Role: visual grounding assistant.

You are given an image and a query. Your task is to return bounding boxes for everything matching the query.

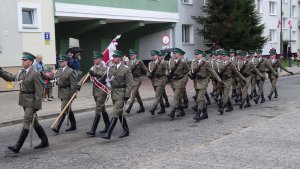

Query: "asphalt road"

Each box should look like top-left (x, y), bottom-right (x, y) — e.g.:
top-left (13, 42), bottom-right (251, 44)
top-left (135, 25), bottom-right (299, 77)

top-left (0, 75), bottom-right (299, 169)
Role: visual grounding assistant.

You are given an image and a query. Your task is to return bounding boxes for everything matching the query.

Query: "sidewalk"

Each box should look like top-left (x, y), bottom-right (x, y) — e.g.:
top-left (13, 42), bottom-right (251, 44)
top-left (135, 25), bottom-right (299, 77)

top-left (0, 66), bottom-right (299, 127)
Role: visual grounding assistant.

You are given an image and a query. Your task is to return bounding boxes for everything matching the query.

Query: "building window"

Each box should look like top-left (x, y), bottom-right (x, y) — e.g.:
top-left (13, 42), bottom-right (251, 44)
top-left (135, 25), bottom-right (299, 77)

top-left (292, 31), bottom-right (296, 41)
top-left (292, 5), bottom-right (296, 17)
top-left (182, 24), bottom-right (193, 43)
top-left (181, 0), bottom-right (193, 5)
top-left (269, 29), bottom-right (277, 43)
top-left (282, 18), bottom-right (287, 29)
top-left (257, 0), bottom-right (263, 13)
top-left (269, 1), bottom-right (277, 15)
top-left (17, 2), bottom-right (42, 32)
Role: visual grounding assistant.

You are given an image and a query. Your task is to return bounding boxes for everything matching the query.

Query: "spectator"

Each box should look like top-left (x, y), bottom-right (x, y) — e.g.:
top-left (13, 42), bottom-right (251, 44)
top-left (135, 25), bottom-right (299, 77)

top-left (67, 52), bottom-right (80, 80)
top-left (287, 47), bottom-right (292, 67)
top-left (33, 54), bottom-right (46, 74)
top-left (296, 49), bottom-right (300, 67)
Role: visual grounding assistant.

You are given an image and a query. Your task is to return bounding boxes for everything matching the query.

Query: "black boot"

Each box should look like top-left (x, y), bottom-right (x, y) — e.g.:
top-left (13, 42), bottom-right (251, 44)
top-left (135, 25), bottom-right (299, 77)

top-left (254, 95), bottom-right (260, 104)
top-left (193, 95), bottom-right (197, 101)
top-left (65, 111), bottom-right (76, 131)
top-left (164, 100), bottom-right (170, 108)
top-left (8, 128), bottom-right (29, 153)
top-left (193, 109), bottom-right (201, 121)
top-left (86, 114), bottom-right (100, 136)
top-left (205, 92), bottom-right (211, 105)
top-left (253, 89), bottom-right (258, 98)
top-left (231, 88), bottom-right (237, 98)
top-left (157, 103), bottom-right (166, 114)
top-left (192, 103), bottom-right (198, 112)
top-left (274, 88), bottom-right (278, 98)
top-left (239, 99), bottom-right (245, 109)
top-left (164, 95), bottom-right (170, 107)
top-left (199, 108), bottom-right (208, 120)
top-left (260, 93), bottom-right (265, 103)
top-left (100, 111), bottom-right (110, 133)
top-left (176, 107), bottom-right (185, 117)
top-left (168, 108), bottom-right (176, 119)
top-left (34, 125), bottom-right (49, 149)
top-left (235, 95), bottom-right (240, 104)
top-left (225, 100), bottom-right (233, 112)
top-left (101, 117), bottom-right (118, 140)
top-left (125, 102), bottom-right (134, 114)
top-left (267, 91), bottom-right (273, 100)
top-left (244, 95), bottom-right (251, 108)
top-left (149, 105), bottom-right (157, 115)
top-left (218, 101), bottom-right (224, 115)
top-left (136, 102), bottom-right (145, 113)
top-left (51, 113), bottom-right (66, 134)
top-left (119, 116), bottom-right (129, 138)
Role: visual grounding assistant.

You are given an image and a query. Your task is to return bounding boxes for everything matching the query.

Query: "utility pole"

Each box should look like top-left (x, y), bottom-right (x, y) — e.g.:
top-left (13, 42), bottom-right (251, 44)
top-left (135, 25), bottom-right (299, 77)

top-left (280, 0), bottom-right (283, 65)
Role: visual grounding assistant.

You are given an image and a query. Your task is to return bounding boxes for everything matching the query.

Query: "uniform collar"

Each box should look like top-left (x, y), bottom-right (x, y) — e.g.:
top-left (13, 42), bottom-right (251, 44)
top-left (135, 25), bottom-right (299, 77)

top-left (116, 62), bottom-right (122, 69)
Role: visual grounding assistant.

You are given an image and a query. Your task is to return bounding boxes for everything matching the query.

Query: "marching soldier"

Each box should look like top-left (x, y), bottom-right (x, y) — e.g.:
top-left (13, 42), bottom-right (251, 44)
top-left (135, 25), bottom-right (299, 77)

top-left (102, 50), bottom-right (133, 140)
top-left (229, 49), bottom-right (238, 98)
top-left (167, 48), bottom-right (190, 119)
top-left (125, 49), bottom-right (148, 114)
top-left (249, 51), bottom-right (258, 99)
top-left (218, 51), bottom-right (246, 114)
top-left (52, 55), bottom-right (77, 134)
top-left (189, 49), bottom-right (222, 121)
top-left (77, 51), bottom-right (111, 136)
top-left (239, 51), bottom-right (263, 108)
top-left (148, 50), bottom-right (168, 115)
top-left (0, 52), bottom-right (49, 153)
top-left (253, 49), bottom-right (277, 104)
top-left (267, 48), bottom-right (293, 100)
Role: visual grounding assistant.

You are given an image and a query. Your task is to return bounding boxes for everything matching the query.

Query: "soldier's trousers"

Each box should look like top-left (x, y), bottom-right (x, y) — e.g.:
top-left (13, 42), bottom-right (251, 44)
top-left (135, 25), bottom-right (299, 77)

top-left (251, 74), bottom-right (256, 91)
top-left (61, 99), bottom-right (75, 123)
top-left (241, 76), bottom-right (251, 99)
top-left (196, 89), bottom-right (206, 110)
top-left (23, 107), bottom-right (40, 129)
top-left (211, 78), bottom-right (217, 92)
top-left (173, 87), bottom-right (184, 108)
top-left (256, 79), bottom-right (265, 96)
top-left (112, 99), bottom-right (125, 117)
top-left (94, 95), bottom-right (107, 115)
top-left (269, 78), bottom-right (278, 92)
top-left (130, 85), bottom-right (142, 103)
top-left (221, 78), bottom-right (232, 104)
top-left (152, 85), bottom-right (165, 109)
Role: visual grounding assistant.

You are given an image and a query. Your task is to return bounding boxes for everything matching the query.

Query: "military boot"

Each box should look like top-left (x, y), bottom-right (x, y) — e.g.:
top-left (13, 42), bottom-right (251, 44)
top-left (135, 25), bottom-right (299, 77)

top-left (254, 95), bottom-right (260, 104)
top-left (119, 116), bottom-right (129, 138)
top-left (168, 108), bottom-right (176, 119)
top-left (244, 95), bottom-right (251, 108)
top-left (164, 94), bottom-right (170, 107)
top-left (86, 114), bottom-right (100, 136)
top-left (65, 111), bottom-right (76, 131)
top-left (8, 128), bottom-right (29, 153)
top-left (157, 103), bottom-right (166, 114)
top-left (149, 105), bottom-right (157, 115)
top-left (100, 111), bottom-right (110, 133)
top-left (225, 100), bottom-right (233, 112)
top-left (125, 102), bottom-right (134, 114)
top-left (101, 117), bottom-right (118, 140)
top-left (239, 99), bottom-right (245, 109)
top-left (260, 93), bottom-right (265, 103)
top-left (136, 101), bottom-right (145, 113)
top-left (34, 124), bottom-right (49, 149)
top-left (176, 106), bottom-right (185, 117)
top-left (51, 113), bottom-right (66, 134)
top-left (274, 88), bottom-right (278, 98)
top-left (192, 103), bottom-right (198, 112)
top-left (200, 108), bottom-right (208, 120)
top-left (267, 91), bottom-right (273, 100)
top-left (218, 101), bottom-right (224, 115)
top-left (205, 92), bottom-right (211, 105)
top-left (193, 109), bottom-right (201, 121)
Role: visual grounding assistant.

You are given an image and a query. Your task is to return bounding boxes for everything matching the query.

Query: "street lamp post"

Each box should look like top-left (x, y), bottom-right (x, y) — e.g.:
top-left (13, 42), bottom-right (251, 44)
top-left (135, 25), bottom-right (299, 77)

top-left (280, 0), bottom-right (283, 69)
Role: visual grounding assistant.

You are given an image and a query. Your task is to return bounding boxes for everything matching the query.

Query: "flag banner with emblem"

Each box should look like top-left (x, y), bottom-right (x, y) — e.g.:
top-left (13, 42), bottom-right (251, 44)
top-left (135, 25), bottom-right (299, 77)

top-left (90, 76), bottom-right (110, 94)
top-left (287, 19), bottom-right (292, 28)
top-left (102, 35), bottom-right (121, 65)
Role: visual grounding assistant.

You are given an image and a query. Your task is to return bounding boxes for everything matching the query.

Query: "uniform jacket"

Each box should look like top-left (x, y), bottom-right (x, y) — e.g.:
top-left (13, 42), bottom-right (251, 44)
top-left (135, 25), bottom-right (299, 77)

top-left (148, 59), bottom-right (167, 87)
top-left (125, 60), bottom-right (148, 86)
top-left (90, 64), bottom-right (108, 97)
top-left (239, 60), bottom-right (263, 78)
top-left (268, 59), bottom-right (290, 79)
top-left (255, 57), bottom-right (277, 80)
top-left (219, 61), bottom-right (245, 81)
top-left (55, 66), bottom-right (77, 99)
top-left (168, 58), bottom-right (189, 89)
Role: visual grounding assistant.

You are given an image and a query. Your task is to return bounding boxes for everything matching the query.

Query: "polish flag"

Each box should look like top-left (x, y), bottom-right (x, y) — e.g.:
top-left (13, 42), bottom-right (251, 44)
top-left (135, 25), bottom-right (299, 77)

top-left (102, 35), bottom-right (121, 64)
top-left (277, 19), bottom-right (281, 29)
top-left (287, 19), bottom-right (292, 28)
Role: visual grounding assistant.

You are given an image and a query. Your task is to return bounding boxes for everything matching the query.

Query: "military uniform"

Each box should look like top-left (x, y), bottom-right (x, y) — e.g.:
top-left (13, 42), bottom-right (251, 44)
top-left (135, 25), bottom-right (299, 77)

top-left (190, 49), bottom-right (222, 121)
top-left (218, 51), bottom-right (245, 114)
top-left (2, 52), bottom-right (48, 153)
top-left (148, 50), bottom-right (168, 115)
top-left (52, 56), bottom-right (77, 134)
top-left (253, 54), bottom-right (277, 104)
top-left (267, 49), bottom-right (293, 100)
top-left (125, 49), bottom-right (149, 114)
top-left (167, 48), bottom-right (190, 119)
top-left (102, 50), bottom-right (133, 140)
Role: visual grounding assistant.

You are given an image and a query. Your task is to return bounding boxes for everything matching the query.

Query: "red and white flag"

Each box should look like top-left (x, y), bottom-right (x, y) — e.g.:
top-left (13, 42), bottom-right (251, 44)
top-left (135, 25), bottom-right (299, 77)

top-left (277, 18), bottom-right (281, 29)
top-left (287, 19), bottom-right (292, 28)
top-left (102, 35), bottom-right (121, 64)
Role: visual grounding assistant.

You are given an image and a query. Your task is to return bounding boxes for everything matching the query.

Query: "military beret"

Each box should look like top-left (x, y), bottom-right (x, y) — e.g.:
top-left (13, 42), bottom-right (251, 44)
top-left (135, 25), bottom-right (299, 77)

top-left (222, 51), bottom-right (229, 56)
top-left (194, 49), bottom-right (206, 56)
top-left (58, 55), bottom-right (69, 62)
top-left (158, 51), bottom-right (165, 56)
top-left (235, 50), bottom-right (242, 55)
top-left (93, 51), bottom-right (104, 59)
top-left (112, 50), bottom-right (124, 58)
top-left (129, 49), bottom-right (138, 55)
top-left (21, 52), bottom-right (36, 61)
top-left (229, 49), bottom-right (235, 53)
top-left (151, 50), bottom-right (159, 56)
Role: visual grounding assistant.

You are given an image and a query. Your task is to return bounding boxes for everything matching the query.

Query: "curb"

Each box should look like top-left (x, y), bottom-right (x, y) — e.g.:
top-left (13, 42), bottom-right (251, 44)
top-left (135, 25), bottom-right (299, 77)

top-left (0, 96), bottom-right (157, 128)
